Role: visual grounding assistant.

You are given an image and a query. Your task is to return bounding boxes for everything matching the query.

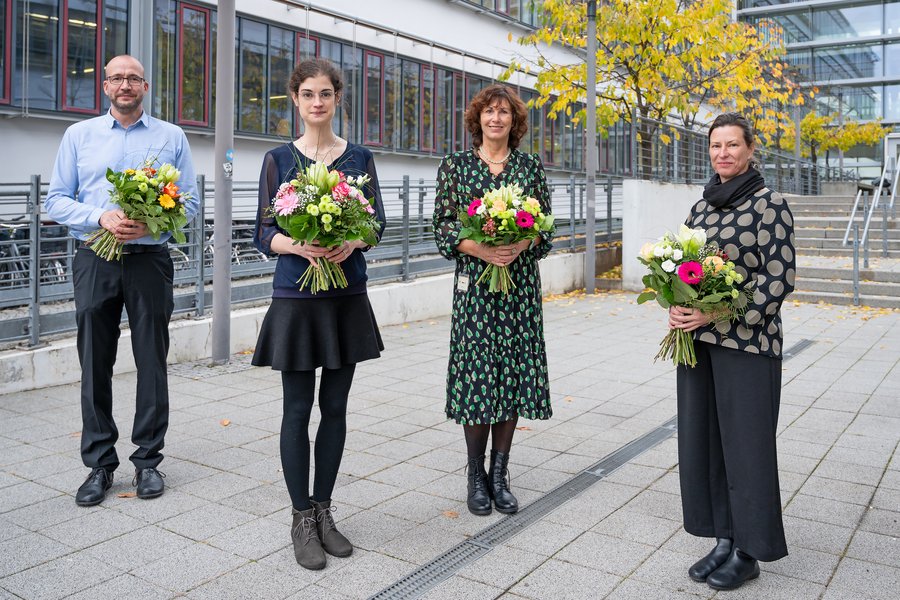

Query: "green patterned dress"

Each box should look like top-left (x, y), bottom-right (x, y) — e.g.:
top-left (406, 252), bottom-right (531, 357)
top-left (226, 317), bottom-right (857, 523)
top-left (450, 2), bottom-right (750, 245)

top-left (433, 149), bottom-right (555, 425)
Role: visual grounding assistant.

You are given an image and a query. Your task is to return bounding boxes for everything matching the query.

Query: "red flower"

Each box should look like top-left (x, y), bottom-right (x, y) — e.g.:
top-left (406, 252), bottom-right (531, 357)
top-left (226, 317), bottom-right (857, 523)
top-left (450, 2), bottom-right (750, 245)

top-left (468, 198), bottom-right (482, 217)
top-left (515, 210), bottom-right (535, 228)
top-left (677, 261), bottom-right (703, 285)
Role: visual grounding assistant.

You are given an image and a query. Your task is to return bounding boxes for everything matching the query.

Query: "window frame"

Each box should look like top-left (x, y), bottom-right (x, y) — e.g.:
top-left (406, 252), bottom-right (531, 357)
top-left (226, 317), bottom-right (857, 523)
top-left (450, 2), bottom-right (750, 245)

top-left (363, 49), bottom-right (385, 146)
top-left (0, 0), bottom-right (10, 104)
top-left (60, 0), bottom-right (104, 114)
top-left (176, 2), bottom-right (211, 127)
top-left (420, 64), bottom-right (436, 152)
top-left (295, 31), bottom-right (319, 61)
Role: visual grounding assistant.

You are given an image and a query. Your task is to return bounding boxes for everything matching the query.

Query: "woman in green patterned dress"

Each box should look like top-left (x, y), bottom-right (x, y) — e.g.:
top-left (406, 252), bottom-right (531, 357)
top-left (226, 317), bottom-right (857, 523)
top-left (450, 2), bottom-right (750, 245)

top-left (432, 84), bottom-right (554, 516)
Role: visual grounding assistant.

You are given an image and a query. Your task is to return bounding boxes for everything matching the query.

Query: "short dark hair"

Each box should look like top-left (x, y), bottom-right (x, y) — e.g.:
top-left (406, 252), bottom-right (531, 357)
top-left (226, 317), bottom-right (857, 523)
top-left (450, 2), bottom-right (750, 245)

top-left (708, 112), bottom-right (756, 147)
top-left (465, 84), bottom-right (529, 149)
top-left (288, 58), bottom-right (344, 98)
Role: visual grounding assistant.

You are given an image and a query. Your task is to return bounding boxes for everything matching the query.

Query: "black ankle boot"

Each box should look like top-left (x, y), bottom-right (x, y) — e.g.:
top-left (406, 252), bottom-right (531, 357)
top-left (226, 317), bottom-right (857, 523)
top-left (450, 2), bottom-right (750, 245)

top-left (466, 455), bottom-right (492, 516)
top-left (706, 548), bottom-right (760, 590)
top-left (487, 450), bottom-right (518, 514)
top-left (688, 537), bottom-right (733, 582)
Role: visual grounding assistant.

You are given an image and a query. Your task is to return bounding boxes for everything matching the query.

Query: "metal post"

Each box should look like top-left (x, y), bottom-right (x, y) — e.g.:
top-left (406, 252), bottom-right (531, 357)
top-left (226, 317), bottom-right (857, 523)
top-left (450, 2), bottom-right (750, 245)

top-left (606, 174), bottom-right (613, 244)
top-left (401, 175), bottom-right (410, 281)
top-left (195, 174), bottom-right (206, 317)
top-left (883, 198), bottom-right (889, 258)
top-left (417, 177), bottom-right (425, 243)
top-left (569, 175), bottom-right (576, 250)
top-left (863, 191), bottom-right (870, 269)
top-left (211, 0), bottom-right (235, 364)
top-left (584, 0), bottom-right (598, 293)
top-left (28, 174), bottom-right (41, 347)
top-left (852, 224), bottom-right (860, 306)
top-left (794, 105), bottom-right (802, 196)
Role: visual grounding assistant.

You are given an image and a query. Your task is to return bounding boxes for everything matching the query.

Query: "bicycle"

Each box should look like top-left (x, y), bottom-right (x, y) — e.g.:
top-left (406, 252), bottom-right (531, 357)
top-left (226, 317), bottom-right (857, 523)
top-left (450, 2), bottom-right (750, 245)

top-left (0, 219), bottom-right (68, 288)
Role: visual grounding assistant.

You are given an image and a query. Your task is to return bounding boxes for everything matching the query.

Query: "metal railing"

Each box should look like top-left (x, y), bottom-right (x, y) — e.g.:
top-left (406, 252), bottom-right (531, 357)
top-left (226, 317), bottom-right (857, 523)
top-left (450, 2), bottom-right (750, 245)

top-left (0, 175), bottom-right (622, 346)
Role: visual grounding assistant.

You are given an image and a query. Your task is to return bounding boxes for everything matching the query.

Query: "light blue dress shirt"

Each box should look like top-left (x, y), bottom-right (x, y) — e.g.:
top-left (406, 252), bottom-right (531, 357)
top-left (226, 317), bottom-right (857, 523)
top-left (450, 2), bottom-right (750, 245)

top-left (46, 110), bottom-right (200, 243)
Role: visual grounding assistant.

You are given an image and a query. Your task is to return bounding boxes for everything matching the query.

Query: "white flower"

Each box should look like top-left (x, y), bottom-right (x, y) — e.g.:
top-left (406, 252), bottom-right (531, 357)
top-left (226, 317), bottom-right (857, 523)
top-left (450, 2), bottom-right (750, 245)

top-left (661, 260), bottom-right (676, 273)
top-left (673, 249), bottom-right (683, 261)
top-left (664, 246), bottom-right (673, 257)
top-left (653, 245), bottom-right (666, 258)
top-left (476, 203), bottom-right (487, 215)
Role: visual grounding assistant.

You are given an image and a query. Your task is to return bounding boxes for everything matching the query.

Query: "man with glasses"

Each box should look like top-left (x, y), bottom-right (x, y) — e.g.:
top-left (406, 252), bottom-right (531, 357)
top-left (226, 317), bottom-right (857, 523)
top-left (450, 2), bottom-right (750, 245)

top-left (46, 55), bottom-right (199, 506)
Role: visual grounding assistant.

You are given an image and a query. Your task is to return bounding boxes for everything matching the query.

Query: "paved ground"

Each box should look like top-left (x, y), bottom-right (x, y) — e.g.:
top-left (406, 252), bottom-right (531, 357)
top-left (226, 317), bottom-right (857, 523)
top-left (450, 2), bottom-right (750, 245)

top-left (1, 291), bottom-right (898, 599)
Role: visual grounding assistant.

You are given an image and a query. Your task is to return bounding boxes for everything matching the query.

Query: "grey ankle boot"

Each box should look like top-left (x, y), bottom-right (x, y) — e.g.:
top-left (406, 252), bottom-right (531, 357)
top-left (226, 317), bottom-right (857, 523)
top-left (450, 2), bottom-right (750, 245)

top-left (291, 507), bottom-right (326, 570)
top-left (311, 499), bottom-right (353, 557)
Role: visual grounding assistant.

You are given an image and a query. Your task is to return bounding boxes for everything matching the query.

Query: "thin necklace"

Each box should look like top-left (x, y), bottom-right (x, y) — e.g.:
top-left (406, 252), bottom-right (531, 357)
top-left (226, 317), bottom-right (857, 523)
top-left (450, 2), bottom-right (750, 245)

top-left (478, 146), bottom-right (511, 165)
top-left (303, 135), bottom-right (338, 163)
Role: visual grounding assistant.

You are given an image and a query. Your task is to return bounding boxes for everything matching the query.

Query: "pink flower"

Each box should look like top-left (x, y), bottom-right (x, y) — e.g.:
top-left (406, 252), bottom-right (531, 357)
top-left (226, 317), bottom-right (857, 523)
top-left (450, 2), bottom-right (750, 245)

top-left (482, 218), bottom-right (497, 236)
top-left (360, 197), bottom-right (375, 214)
top-left (468, 199), bottom-right (482, 217)
top-left (273, 188), bottom-right (299, 216)
top-left (275, 182), bottom-right (293, 199)
top-left (332, 181), bottom-right (351, 201)
top-left (515, 210), bottom-right (535, 228)
top-left (677, 261), bottom-right (703, 285)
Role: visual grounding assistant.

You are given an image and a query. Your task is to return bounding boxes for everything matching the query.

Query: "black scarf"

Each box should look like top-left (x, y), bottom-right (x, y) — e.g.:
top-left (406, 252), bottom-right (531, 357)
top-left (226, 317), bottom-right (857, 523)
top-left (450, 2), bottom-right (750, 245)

top-left (703, 167), bottom-right (766, 209)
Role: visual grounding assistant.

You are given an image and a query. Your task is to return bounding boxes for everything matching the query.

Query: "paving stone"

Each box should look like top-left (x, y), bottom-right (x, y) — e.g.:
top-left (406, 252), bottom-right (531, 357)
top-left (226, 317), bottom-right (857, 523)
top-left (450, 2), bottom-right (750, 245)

top-left (186, 559), bottom-right (301, 599)
top-left (377, 522), bottom-right (467, 565)
top-left (455, 545), bottom-right (547, 590)
top-left (175, 471), bottom-right (260, 502)
top-left (555, 531), bottom-right (655, 577)
top-left (870, 487), bottom-right (900, 512)
top-left (158, 503), bottom-right (256, 541)
top-left (604, 463), bottom-right (668, 488)
top-left (315, 549), bottom-right (417, 598)
top-left (336, 479), bottom-right (403, 510)
top-left (83, 524), bottom-right (193, 571)
top-left (799, 476), bottom-right (876, 506)
top-left (846, 530), bottom-right (900, 569)
top-left (373, 490), bottom-right (461, 524)
top-left (65, 573), bottom-right (173, 600)
top-left (0, 481), bottom-right (61, 513)
top-left (827, 557), bottom-right (900, 600)
top-left (509, 558), bottom-right (620, 600)
top-left (338, 451), bottom-right (397, 478)
top-left (368, 462), bottom-right (445, 489)
top-left (784, 494), bottom-right (867, 528)
top-left (605, 578), bottom-right (713, 599)
top-left (206, 516), bottom-right (289, 560)
top-left (131, 542), bottom-right (247, 594)
top-left (858, 507), bottom-right (900, 537)
top-left (783, 515), bottom-right (855, 555)
top-left (591, 508), bottom-right (681, 547)
top-left (335, 510), bottom-right (418, 551)
top-left (107, 488), bottom-right (208, 525)
top-left (0, 553), bottom-right (121, 600)
top-left (503, 520), bottom-right (584, 557)
top-left (0, 532), bottom-right (73, 578)
top-left (762, 545), bottom-right (840, 585)
top-left (40, 506), bottom-right (145, 548)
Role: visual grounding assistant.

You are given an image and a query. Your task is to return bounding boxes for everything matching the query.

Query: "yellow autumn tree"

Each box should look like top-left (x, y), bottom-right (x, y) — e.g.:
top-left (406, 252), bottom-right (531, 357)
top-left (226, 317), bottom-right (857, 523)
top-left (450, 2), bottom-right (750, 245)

top-left (503, 0), bottom-right (803, 175)
top-left (780, 112), bottom-right (889, 173)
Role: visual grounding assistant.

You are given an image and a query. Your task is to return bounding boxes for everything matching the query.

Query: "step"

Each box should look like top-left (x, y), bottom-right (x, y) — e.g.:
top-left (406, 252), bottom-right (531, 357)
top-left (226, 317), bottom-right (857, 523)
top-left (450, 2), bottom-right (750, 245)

top-left (794, 216), bottom-right (899, 229)
top-left (795, 247), bottom-right (900, 258)
top-left (794, 227), bottom-right (900, 241)
top-left (798, 266), bottom-right (900, 284)
top-left (795, 277), bottom-right (900, 297)
top-left (790, 290), bottom-right (900, 309)
top-left (796, 237), bottom-right (900, 251)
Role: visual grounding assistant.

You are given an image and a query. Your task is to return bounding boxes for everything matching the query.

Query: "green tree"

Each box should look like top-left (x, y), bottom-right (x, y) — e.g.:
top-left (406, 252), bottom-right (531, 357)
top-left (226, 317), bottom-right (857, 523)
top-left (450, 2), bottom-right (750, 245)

top-left (780, 112), bottom-right (889, 174)
top-left (503, 0), bottom-right (802, 175)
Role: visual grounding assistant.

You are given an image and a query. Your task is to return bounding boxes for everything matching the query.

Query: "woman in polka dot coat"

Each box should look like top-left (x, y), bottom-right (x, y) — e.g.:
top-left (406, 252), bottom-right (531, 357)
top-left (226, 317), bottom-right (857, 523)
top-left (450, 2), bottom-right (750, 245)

top-left (668, 113), bottom-right (795, 591)
top-left (432, 85), bottom-right (554, 517)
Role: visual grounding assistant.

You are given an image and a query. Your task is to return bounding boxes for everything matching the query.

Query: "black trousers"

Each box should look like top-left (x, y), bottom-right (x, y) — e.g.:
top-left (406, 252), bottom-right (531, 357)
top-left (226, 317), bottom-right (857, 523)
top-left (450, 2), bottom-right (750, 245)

top-left (73, 247), bottom-right (174, 471)
top-left (677, 341), bottom-right (788, 562)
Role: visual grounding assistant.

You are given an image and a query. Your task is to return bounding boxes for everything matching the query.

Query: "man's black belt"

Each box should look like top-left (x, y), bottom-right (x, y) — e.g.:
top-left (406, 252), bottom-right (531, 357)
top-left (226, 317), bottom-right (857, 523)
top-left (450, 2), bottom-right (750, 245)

top-left (80, 242), bottom-right (167, 254)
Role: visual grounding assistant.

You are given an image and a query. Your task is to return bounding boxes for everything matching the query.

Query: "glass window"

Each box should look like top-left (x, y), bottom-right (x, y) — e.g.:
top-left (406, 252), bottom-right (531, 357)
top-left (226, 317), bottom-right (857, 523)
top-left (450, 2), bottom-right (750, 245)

top-left (832, 85), bottom-right (883, 120)
top-left (887, 1), bottom-right (900, 35)
top-left (297, 33), bottom-right (317, 60)
top-left (886, 43), bottom-right (900, 78)
top-left (543, 106), bottom-right (555, 164)
top-left (454, 74), bottom-right (465, 151)
top-left (384, 56), bottom-right (399, 148)
top-left (436, 68), bottom-right (453, 155)
top-left (886, 85), bottom-right (900, 121)
top-left (62, 0), bottom-right (100, 112)
top-left (341, 45), bottom-right (362, 144)
top-left (238, 19), bottom-right (266, 133)
top-left (364, 51), bottom-right (383, 145)
top-left (0, 0), bottom-right (9, 103)
top-left (422, 66), bottom-right (435, 152)
top-left (786, 49), bottom-right (812, 80)
top-left (529, 98), bottom-right (542, 156)
top-left (814, 44), bottom-right (882, 80)
top-left (747, 13), bottom-right (812, 44)
top-left (153, 0), bottom-right (175, 121)
top-left (103, 0), bottom-right (127, 64)
top-left (14, 0), bottom-right (59, 110)
top-left (178, 4), bottom-right (209, 125)
top-left (268, 26), bottom-right (292, 137)
top-left (401, 60), bottom-right (419, 150)
top-left (813, 4), bottom-right (882, 41)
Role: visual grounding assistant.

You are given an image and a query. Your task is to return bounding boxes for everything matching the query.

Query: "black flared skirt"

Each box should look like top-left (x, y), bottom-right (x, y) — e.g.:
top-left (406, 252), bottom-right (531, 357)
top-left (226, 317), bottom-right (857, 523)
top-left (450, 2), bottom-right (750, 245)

top-left (252, 293), bottom-right (383, 371)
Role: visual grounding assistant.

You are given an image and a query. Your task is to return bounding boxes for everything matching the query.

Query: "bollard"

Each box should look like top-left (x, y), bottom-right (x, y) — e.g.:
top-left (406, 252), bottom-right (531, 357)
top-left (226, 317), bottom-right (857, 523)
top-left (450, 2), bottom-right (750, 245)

top-left (569, 175), bottom-right (576, 250)
top-left (401, 175), bottom-right (410, 281)
top-left (606, 174), bottom-right (613, 244)
top-left (852, 224), bottom-right (860, 306)
top-left (195, 174), bottom-right (206, 317)
top-left (28, 174), bottom-right (42, 347)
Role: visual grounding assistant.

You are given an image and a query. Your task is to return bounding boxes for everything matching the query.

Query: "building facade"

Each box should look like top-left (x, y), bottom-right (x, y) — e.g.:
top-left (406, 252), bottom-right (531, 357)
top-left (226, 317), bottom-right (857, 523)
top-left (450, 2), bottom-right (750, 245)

top-left (738, 0), bottom-right (900, 177)
top-left (0, 0), bottom-right (602, 187)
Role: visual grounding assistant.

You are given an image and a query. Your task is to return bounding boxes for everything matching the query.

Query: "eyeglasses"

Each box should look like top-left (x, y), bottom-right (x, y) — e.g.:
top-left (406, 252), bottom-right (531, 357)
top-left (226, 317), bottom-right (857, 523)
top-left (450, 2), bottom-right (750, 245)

top-left (106, 75), bottom-right (145, 87)
top-left (298, 90), bottom-right (335, 102)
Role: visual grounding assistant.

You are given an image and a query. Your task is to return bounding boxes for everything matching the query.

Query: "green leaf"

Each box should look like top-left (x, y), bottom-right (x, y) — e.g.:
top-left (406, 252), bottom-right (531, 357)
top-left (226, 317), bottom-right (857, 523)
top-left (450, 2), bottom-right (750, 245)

top-left (636, 291), bottom-right (656, 304)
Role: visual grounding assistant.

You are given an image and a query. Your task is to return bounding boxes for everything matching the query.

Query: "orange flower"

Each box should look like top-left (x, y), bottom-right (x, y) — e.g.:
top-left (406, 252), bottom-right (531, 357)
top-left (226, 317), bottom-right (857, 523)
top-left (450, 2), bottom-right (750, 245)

top-left (163, 183), bottom-right (179, 197)
top-left (159, 194), bottom-right (176, 209)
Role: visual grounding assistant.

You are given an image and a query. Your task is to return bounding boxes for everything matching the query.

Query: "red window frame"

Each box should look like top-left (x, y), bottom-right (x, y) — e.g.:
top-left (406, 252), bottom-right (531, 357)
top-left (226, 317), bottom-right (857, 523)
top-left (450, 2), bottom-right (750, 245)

top-left (0, 0), bottom-right (10, 104)
top-left (60, 0), bottom-right (103, 114)
top-left (455, 73), bottom-right (464, 150)
top-left (176, 3), bottom-right (211, 127)
top-left (420, 65), bottom-right (436, 152)
top-left (295, 32), bottom-right (319, 61)
top-left (363, 50), bottom-right (384, 146)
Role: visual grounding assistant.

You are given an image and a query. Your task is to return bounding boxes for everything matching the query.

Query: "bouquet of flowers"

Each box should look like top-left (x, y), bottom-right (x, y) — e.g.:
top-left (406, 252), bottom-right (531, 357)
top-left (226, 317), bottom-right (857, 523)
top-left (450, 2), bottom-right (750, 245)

top-left (86, 161), bottom-right (190, 261)
top-left (271, 161), bottom-right (379, 293)
top-left (636, 224), bottom-right (752, 367)
top-left (457, 183), bottom-right (554, 294)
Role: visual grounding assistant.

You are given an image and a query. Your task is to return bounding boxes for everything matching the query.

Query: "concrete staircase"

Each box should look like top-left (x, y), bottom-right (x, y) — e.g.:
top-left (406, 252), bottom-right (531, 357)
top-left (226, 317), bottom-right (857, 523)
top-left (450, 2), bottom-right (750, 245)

top-left (789, 194), bottom-right (900, 308)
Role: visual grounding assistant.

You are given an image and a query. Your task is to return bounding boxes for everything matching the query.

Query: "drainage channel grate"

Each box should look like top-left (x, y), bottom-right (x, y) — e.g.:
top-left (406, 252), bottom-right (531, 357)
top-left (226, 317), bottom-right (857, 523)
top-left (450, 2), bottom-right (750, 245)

top-left (369, 338), bottom-right (815, 599)
top-left (369, 415), bottom-right (678, 600)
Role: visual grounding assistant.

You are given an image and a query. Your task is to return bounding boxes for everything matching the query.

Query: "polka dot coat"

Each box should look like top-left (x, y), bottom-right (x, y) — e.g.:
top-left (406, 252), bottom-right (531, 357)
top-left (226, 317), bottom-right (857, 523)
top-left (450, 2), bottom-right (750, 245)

top-left (687, 188), bottom-right (796, 358)
top-left (432, 149), bottom-right (554, 425)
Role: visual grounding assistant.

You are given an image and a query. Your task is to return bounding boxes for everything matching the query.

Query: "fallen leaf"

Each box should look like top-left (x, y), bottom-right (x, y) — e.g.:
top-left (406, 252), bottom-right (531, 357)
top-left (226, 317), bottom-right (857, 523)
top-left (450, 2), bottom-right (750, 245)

top-left (220, 419), bottom-right (231, 427)
top-left (442, 510), bottom-right (459, 519)
top-left (564, 396), bottom-right (574, 403)
top-left (515, 426), bottom-right (532, 431)
top-left (117, 492), bottom-right (136, 498)
top-left (69, 431), bottom-right (81, 438)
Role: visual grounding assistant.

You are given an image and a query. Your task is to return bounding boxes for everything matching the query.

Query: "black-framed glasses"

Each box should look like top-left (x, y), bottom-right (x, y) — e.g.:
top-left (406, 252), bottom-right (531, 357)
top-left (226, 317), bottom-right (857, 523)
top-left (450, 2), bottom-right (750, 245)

top-left (106, 75), bottom-right (145, 87)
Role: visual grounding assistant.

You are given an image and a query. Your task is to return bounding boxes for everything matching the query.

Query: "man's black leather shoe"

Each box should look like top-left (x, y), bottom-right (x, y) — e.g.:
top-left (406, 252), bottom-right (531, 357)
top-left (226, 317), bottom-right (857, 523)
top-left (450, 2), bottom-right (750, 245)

top-left (75, 468), bottom-right (113, 506)
top-left (688, 537), bottom-right (733, 582)
top-left (134, 468), bottom-right (165, 499)
top-left (707, 548), bottom-right (760, 590)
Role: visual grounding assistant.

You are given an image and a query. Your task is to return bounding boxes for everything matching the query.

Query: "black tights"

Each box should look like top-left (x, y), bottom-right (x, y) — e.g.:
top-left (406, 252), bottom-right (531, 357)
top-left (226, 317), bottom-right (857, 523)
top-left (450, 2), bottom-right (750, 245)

top-left (463, 416), bottom-right (518, 459)
top-left (280, 365), bottom-right (355, 511)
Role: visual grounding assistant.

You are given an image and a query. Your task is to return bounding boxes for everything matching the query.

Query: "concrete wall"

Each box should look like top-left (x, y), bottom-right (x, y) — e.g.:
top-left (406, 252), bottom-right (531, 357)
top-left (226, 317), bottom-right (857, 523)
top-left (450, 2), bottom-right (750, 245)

top-left (0, 251), bottom-right (585, 394)
top-left (621, 179), bottom-right (703, 291)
